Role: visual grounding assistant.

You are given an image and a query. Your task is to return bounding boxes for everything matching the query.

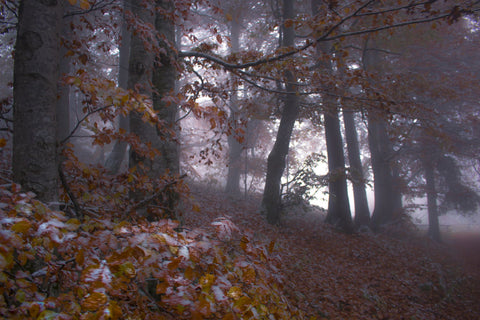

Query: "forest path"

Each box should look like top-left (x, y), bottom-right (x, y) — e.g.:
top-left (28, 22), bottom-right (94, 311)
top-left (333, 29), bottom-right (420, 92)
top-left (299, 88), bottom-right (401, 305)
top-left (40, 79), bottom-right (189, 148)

top-left (184, 184), bottom-right (480, 319)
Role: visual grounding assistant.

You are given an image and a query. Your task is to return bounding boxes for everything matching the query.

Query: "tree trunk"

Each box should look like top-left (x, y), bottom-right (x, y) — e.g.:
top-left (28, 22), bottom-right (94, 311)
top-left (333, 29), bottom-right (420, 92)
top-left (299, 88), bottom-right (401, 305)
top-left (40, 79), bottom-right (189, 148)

top-left (152, 0), bottom-right (179, 175)
top-left (324, 107), bottom-right (354, 233)
top-left (367, 116), bottom-right (402, 230)
top-left (422, 156), bottom-right (441, 242)
top-left (262, 0), bottom-right (298, 224)
top-left (363, 37), bottom-right (402, 231)
top-left (104, 3), bottom-right (131, 173)
top-left (343, 110), bottom-right (370, 228)
top-left (56, 9), bottom-right (71, 144)
top-left (13, 0), bottom-right (62, 203)
top-left (128, 0), bottom-right (155, 173)
top-left (225, 17), bottom-right (242, 195)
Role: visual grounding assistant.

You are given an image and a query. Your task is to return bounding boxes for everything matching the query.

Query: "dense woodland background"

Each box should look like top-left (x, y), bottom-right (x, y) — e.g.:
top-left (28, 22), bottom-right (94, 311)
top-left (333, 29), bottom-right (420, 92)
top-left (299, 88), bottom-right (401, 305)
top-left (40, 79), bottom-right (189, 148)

top-left (1, 0), bottom-right (480, 319)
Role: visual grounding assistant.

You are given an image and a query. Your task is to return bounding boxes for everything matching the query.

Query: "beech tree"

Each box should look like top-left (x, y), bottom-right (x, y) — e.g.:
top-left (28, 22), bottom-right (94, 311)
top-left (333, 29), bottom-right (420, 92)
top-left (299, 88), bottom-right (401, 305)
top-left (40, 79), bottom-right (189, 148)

top-left (343, 109), bottom-right (370, 228)
top-left (13, 0), bottom-right (63, 203)
top-left (261, 0), bottom-right (299, 224)
top-left (104, 0), bottom-right (131, 173)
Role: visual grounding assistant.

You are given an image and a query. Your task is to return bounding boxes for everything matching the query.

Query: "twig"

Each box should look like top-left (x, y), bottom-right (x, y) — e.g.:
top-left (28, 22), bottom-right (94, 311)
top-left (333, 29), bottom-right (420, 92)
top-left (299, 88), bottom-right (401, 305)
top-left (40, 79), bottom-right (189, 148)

top-left (128, 174), bottom-right (187, 213)
top-left (58, 162), bottom-right (84, 221)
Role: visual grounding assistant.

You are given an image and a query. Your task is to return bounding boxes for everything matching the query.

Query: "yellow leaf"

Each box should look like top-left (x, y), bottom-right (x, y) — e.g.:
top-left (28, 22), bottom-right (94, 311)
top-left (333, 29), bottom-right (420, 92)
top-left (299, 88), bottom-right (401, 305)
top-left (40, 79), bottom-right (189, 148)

top-left (66, 218), bottom-right (81, 231)
top-left (168, 245), bottom-right (179, 255)
top-left (242, 265), bottom-right (256, 284)
top-left (76, 249), bottom-right (85, 265)
top-left (120, 262), bottom-right (136, 279)
top-left (37, 310), bottom-right (59, 320)
top-left (226, 13), bottom-right (233, 21)
top-left (67, 0), bottom-right (77, 5)
top-left (82, 292), bottom-right (108, 312)
top-left (200, 274), bottom-right (215, 291)
top-left (227, 286), bottom-right (242, 300)
top-left (223, 313), bottom-right (235, 320)
top-left (11, 220), bottom-right (32, 234)
top-left (29, 303), bottom-right (41, 318)
top-left (79, 0), bottom-right (91, 10)
top-left (0, 138), bottom-right (6, 148)
top-left (15, 289), bottom-right (26, 303)
top-left (184, 266), bottom-right (195, 280)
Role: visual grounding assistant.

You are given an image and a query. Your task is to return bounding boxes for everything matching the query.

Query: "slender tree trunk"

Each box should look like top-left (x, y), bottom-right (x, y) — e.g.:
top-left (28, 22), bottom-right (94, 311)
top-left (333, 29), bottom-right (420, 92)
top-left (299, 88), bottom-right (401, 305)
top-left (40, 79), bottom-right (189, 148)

top-left (262, 0), bottom-right (298, 224)
top-left (343, 110), bottom-right (370, 228)
top-left (153, 0), bottom-right (179, 175)
top-left (13, 0), bottom-right (62, 203)
top-left (128, 0), bottom-right (155, 173)
top-left (324, 107), bottom-right (354, 233)
top-left (225, 17), bottom-right (242, 195)
top-left (422, 155), bottom-right (441, 242)
top-left (105, 2), bottom-right (131, 173)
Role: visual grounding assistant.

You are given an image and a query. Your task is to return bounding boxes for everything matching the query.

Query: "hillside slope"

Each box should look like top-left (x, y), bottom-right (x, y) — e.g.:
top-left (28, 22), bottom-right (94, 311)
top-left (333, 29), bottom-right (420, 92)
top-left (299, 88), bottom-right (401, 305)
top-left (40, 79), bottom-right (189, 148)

top-left (185, 185), bottom-right (480, 319)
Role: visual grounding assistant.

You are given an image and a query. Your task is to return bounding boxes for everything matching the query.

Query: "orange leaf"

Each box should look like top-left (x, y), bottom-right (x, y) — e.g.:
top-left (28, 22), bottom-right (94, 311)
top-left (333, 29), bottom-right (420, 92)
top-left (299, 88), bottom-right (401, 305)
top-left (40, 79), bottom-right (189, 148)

top-left (11, 220), bottom-right (32, 234)
top-left (75, 249), bottom-right (85, 265)
top-left (79, 0), bottom-right (91, 10)
top-left (284, 19), bottom-right (294, 28)
top-left (81, 292), bottom-right (108, 312)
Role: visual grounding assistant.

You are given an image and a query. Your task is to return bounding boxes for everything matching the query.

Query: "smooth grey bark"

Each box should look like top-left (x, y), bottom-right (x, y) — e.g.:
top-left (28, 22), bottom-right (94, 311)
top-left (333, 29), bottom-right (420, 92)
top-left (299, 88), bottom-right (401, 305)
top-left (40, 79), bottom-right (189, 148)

top-left (310, 0), bottom-right (352, 232)
top-left (152, 0), bottom-right (179, 175)
top-left (104, 3), bottom-right (131, 173)
top-left (56, 10), bottom-right (72, 144)
top-left (128, 0), bottom-right (155, 174)
top-left (262, 0), bottom-right (299, 224)
top-left (13, 0), bottom-right (62, 203)
top-left (324, 107), bottom-right (354, 233)
top-left (367, 116), bottom-right (402, 229)
top-left (363, 38), bottom-right (402, 230)
top-left (343, 110), bottom-right (370, 228)
top-left (225, 16), bottom-right (242, 195)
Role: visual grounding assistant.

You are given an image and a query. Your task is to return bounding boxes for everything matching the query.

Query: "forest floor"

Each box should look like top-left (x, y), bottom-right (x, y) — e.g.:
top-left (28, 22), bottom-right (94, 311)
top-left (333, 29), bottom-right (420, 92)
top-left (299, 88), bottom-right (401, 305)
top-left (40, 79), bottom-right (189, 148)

top-left (183, 184), bottom-right (480, 320)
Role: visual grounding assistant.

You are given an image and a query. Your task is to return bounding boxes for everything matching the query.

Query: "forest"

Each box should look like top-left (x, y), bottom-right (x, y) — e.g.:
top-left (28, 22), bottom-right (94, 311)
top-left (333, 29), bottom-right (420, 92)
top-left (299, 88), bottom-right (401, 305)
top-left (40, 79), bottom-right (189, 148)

top-left (0, 0), bottom-right (480, 319)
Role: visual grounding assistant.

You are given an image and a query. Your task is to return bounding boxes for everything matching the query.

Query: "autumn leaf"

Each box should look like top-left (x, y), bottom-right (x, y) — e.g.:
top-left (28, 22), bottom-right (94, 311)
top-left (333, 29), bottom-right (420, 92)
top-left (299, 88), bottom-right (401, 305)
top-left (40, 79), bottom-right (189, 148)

top-left (81, 292), bottom-right (108, 312)
top-left (11, 220), bottom-right (32, 234)
top-left (284, 19), bottom-right (294, 28)
top-left (227, 286), bottom-right (242, 300)
top-left (79, 0), bottom-right (91, 10)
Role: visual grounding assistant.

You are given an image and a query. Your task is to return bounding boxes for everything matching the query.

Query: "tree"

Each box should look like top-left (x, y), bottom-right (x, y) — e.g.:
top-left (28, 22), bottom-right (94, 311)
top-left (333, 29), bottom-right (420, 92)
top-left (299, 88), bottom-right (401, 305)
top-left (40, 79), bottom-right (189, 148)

top-left (152, 0), bottom-right (179, 175)
top-left (13, 0), bottom-right (63, 203)
top-left (343, 109), bottom-right (371, 228)
top-left (104, 0), bottom-right (131, 174)
top-left (225, 9), bottom-right (242, 195)
top-left (362, 37), bottom-right (403, 230)
top-left (262, 0), bottom-right (299, 225)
